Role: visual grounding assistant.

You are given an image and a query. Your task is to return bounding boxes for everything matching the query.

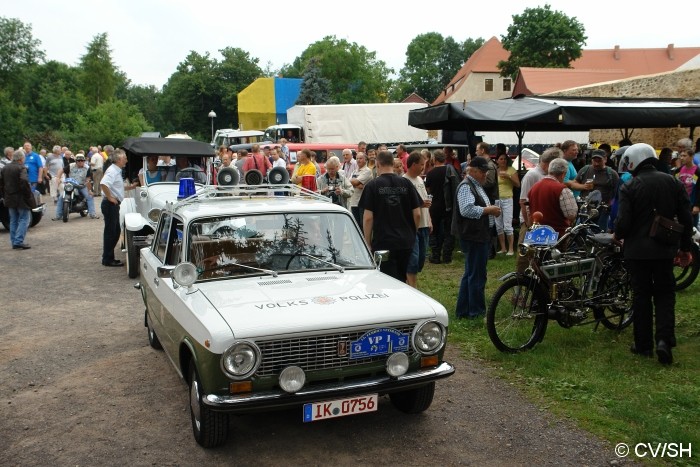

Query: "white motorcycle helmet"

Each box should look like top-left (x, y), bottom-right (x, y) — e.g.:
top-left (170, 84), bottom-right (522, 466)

top-left (618, 143), bottom-right (656, 175)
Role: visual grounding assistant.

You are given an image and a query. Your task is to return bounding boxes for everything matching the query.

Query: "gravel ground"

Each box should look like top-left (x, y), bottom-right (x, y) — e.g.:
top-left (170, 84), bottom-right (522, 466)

top-left (0, 211), bottom-right (636, 466)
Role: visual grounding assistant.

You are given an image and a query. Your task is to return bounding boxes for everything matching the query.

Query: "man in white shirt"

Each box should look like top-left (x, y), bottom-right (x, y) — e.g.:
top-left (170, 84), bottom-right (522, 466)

top-left (90, 147), bottom-right (105, 196)
top-left (349, 152), bottom-right (372, 227)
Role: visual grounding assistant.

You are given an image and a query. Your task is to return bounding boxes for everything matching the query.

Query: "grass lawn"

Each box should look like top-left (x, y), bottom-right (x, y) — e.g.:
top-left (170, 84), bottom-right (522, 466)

top-left (420, 248), bottom-right (699, 466)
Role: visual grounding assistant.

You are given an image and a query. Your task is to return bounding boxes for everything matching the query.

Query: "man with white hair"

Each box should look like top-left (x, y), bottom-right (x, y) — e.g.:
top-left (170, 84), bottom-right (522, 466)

top-left (341, 148), bottom-right (357, 176)
top-left (527, 157), bottom-right (578, 237)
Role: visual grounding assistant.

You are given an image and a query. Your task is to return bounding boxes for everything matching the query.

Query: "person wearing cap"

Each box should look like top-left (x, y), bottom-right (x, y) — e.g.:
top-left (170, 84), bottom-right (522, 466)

top-left (452, 156), bottom-right (501, 319)
top-left (615, 143), bottom-right (693, 365)
top-left (575, 149), bottom-right (619, 231)
top-left (53, 153), bottom-right (99, 220)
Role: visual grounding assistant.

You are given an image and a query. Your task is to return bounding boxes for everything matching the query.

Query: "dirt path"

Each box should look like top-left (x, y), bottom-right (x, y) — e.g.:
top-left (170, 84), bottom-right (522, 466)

top-left (0, 214), bottom-right (631, 466)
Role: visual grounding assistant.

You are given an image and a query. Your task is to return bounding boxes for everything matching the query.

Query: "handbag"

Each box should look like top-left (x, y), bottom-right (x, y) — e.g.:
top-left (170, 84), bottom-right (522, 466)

top-left (649, 209), bottom-right (684, 245)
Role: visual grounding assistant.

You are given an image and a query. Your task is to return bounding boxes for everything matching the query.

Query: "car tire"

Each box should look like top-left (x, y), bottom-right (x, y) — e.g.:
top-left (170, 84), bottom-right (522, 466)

top-left (189, 364), bottom-right (228, 448)
top-left (125, 230), bottom-right (139, 279)
top-left (29, 209), bottom-right (42, 227)
top-left (146, 312), bottom-right (162, 350)
top-left (389, 382), bottom-right (435, 414)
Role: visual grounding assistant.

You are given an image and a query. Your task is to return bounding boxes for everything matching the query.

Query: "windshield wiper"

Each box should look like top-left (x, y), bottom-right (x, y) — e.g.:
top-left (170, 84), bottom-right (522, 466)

top-left (300, 253), bottom-right (345, 273)
top-left (200, 262), bottom-right (278, 278)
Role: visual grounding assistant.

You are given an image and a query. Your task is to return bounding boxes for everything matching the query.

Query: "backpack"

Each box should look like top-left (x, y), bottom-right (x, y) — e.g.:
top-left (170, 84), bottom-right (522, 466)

top-left (443, 165), bottom-right (460, 211)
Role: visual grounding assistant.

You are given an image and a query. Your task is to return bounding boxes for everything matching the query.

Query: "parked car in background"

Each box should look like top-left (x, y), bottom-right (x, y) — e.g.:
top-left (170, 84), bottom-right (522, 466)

top-left (120, 137), bottom-right (216, 278)
top-left (0, 191), bottom-right (44, 231)
top-left (137, 184), bottom-right (454, 447)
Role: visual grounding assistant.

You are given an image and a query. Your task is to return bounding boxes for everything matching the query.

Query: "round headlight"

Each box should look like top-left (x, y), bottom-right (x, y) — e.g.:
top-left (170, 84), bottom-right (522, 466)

top-left (550, 248), bottom-right (562, 260)
top-left (64, 183), bottom-right (74, 192)
top-left (386, 352), bottom-right (409, 377)
top-left (147, 208), bottom-right (161, 223)
top-left (279, 365), bottom-right (306, 393)
top-left (173, 262), bottom-right (197, 287)
top-left (412, 321), bottom-right (446, 355)
top-left (221, 341), bottom-right (260, 379)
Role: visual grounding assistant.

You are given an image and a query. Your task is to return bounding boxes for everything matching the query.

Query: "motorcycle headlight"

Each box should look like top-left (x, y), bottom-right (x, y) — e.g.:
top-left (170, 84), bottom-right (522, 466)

top-left (222, 341), bottom-right (260, 379)
top-left (412, 320), bottom-right (446, 355)
top-left (65, 183), bottom-right (74, 192)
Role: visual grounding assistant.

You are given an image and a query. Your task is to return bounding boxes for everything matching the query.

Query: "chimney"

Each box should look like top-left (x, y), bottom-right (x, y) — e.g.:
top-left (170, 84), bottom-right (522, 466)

top-left (614, 45), bottom-right (620, 60)
top-left (667, 43), bottom-right (675, 60)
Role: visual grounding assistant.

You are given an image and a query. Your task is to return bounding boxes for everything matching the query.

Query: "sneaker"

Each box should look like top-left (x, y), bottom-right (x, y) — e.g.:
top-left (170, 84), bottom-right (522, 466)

top-left (506, 251), bottom-right (514, 256)
top-left (89, 214), bottom-right (100, 219)
top-left (51, 217), bottom-right (61, 221)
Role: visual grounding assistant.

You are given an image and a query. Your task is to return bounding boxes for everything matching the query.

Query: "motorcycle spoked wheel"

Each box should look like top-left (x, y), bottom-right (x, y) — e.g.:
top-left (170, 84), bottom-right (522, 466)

top-left (486, 276), bottom-right (549, 353)
top-left (593, 260), bottom-right (634, 330)
top-left (674, 242), bottom-right (700, 291)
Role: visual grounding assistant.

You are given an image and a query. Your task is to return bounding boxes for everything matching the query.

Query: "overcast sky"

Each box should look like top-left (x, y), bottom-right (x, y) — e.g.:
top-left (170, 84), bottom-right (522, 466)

top-left (5, 0), bottom-right (699, 88)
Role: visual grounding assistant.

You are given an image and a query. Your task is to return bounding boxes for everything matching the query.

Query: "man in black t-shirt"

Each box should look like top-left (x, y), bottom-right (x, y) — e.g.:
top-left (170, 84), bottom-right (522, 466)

top-left (359, 151), bottom-right (421, 282)
top-left (425, 149), bottom-right (458, 264)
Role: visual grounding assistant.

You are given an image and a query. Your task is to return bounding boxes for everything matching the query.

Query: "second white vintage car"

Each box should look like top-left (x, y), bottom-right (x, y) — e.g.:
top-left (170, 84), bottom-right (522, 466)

top-left (137, 184), bottom-right (454, 447)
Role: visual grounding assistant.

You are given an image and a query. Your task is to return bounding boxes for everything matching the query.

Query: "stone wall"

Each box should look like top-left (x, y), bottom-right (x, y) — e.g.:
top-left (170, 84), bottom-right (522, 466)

top-left (548, 68), bottom-right (700, 148)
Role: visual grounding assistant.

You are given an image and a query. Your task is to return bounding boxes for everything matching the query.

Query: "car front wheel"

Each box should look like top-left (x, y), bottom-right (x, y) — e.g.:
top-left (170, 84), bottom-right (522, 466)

top-left (125, 230), bottom-right (139, 279)
top-left (389, 382), bottom-right (435, 414)
top-left (189, 365), bottom-right (228, 448)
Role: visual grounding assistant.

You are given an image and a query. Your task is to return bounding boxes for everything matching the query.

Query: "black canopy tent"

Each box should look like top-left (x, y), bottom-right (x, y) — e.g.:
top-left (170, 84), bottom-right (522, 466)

top-left (408, 95), bottom-right (700, 165)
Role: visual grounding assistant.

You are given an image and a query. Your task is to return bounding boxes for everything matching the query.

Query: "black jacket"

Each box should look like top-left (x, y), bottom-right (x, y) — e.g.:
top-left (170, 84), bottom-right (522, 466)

top-left (0, 162), bottom-right (36, 210)
top-left (615, 165), bottom-right (693, 259)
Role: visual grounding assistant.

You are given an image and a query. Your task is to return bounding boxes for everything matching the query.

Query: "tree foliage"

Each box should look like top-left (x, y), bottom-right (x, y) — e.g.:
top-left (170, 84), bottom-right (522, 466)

top-left (390, 33), bottom-right (485, 102)
top-left (281, 36), bottom-right (392, 104)
top-left (498, 4), bottom-right (587, 78)
top-left (295, 58), bottom-right (332, 105)
top-left (0, 16), bottom-right (45, 89)
top-left (79, 33), bottom-right (118, 106)
top-left (69, 100), bottom-right (151, 148)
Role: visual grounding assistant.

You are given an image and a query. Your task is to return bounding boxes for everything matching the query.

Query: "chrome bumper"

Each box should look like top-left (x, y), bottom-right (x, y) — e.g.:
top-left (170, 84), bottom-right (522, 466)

top-left (204, 361), bottom-right (455, 413)
top-left (32, 204), bottom-right (45, 213)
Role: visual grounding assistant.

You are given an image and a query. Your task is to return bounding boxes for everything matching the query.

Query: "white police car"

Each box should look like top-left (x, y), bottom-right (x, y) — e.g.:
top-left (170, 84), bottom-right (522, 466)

top-left (137, 183), bottom-right (454, 447)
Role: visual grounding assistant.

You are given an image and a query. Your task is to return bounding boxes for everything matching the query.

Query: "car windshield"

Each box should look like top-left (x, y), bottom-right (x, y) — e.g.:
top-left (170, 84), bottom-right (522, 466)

top-left (142, 156), bottom-right (212, 186)
top-left (188, 212), bottom-right (373, 280)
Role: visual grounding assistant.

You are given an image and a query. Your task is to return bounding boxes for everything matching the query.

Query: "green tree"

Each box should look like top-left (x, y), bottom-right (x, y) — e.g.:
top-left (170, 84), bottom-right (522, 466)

top-left (0, 16), bottom-right (45, 89)
top-left (69, 100), bottom-right (151, 148)
top-left (122, 84), bottom-right (165, 132)
top-left (79, 33), bottom-right (118, 106)
top-left (280, 36), bottom-right (392, 103)
top-left (295, 58), bottom-right (332, 105)
top-left (390, 33), bottom-right (484, 102)
top-left (23, 61), bottom-right (87, 134)
top-left (498, 4), bottom-right (587, 78)
top-left (160, 51), bottom-right (222, 139)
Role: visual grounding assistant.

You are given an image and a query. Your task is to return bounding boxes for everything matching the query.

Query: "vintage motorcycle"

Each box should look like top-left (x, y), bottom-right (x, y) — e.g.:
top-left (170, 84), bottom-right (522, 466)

top-left (486, 207), bottom-right (633, 353)
top-left (61, 177), bottom-right (89, 222)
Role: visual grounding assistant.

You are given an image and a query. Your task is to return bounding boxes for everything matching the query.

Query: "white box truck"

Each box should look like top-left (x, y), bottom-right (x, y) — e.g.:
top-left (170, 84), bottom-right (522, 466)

top-left (264, 103), bottom-right (432, 145)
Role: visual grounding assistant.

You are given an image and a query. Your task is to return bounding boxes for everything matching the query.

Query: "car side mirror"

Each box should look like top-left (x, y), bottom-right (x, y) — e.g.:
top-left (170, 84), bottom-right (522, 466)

top-left (374, 250), bottom-right (389, 270)
top-left (157, 265), bottom-right (175, 278)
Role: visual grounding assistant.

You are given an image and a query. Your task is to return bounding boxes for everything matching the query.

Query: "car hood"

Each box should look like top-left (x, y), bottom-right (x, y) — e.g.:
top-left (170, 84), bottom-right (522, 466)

top-left (195, 269), bottom-right (447, 338)
top-left (144, 182), bottom-right (205, 209)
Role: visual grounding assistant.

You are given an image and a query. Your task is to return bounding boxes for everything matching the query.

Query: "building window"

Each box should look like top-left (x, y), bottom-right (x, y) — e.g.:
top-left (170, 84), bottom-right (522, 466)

top-left (485, 79), bottom-right (493, 92)
top-left (503, 78), bottom-right (512, 92)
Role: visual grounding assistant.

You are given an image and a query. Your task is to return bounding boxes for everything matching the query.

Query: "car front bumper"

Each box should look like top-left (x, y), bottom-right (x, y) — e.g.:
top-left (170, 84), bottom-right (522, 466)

top-left (203, 361), bottom-right (455, 413)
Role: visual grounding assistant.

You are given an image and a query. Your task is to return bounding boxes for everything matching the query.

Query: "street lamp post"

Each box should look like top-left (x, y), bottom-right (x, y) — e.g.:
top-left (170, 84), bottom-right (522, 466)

top-left (208, 110), bottom-right (217, 144)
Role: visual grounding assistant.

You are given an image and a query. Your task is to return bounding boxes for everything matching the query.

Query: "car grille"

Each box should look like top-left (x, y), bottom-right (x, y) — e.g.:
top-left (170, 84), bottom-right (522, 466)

top-left (255, 323), bottom-right (417, 377)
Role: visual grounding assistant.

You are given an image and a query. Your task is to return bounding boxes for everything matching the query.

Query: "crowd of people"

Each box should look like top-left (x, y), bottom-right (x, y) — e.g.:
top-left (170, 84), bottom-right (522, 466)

top-left (3, 136), bottom-right (699, 365)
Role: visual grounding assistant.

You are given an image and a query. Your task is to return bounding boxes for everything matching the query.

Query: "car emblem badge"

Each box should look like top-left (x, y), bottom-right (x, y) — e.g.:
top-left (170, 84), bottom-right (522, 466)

top-left (337, 340), bottom-right (348, 356)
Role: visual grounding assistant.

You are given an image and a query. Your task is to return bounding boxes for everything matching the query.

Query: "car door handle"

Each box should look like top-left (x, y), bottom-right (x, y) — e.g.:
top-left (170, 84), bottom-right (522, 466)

top-left (153, 277), bottom-right (159, 286)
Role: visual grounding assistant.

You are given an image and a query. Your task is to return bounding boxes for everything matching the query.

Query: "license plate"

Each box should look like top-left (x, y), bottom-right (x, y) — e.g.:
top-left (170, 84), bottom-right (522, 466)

top-left (303, 394), bottom-right (378, 422)
top-left (350, 328), bottom-right (409, 359)
top-left (524, 225), bottom-right (559, 246)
